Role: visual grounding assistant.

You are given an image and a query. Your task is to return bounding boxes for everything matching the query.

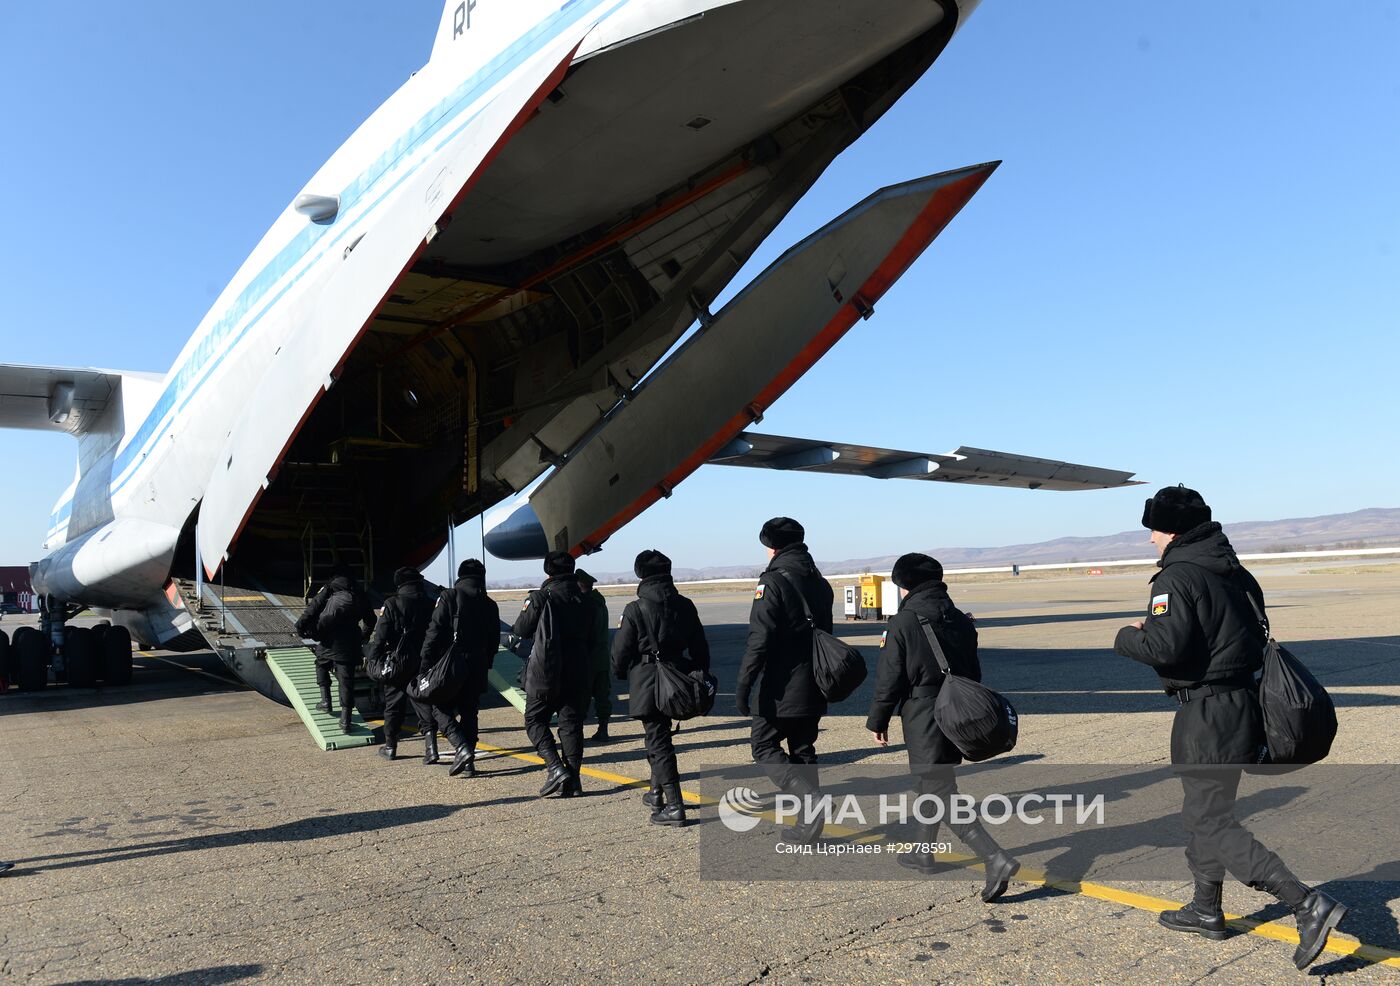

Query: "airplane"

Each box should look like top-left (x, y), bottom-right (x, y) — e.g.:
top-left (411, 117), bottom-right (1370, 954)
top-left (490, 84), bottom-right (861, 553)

top-left (1, 0), bottom-right (1139, 699)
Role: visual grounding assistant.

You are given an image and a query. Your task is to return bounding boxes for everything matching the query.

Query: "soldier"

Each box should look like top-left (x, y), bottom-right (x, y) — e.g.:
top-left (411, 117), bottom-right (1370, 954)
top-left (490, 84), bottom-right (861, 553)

top-left (735, 517), bottom-right (831, 843)
top-left (575, 569), bottom-right (613, 743)
top-left (512, 551), bottom-right (598, 798)
top-left (611, 550), bottom-right (711, 827)
top-left (866, 553), bottom-right (1020, 901)
top-left (420, 559), bottom-right (501, 777)
top-left (1114, 486), bottom-right (1347, 971)
top-left (366, 567), bottom-right (436, 761)
top-left (295, 565), bottom-right (376, 734)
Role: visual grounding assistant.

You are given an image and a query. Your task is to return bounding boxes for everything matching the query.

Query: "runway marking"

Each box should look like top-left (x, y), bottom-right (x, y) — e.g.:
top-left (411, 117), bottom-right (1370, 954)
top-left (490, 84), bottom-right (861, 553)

top-left (471, 739), bottom-right (1400, 968)
top-left (136, 652), bottom-right (247, 689)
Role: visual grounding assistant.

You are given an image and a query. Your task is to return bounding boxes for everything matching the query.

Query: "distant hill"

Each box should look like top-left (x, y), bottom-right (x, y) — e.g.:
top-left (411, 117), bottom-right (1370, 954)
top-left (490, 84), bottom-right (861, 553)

top-left (496, 507), bottom-right (1400, 586)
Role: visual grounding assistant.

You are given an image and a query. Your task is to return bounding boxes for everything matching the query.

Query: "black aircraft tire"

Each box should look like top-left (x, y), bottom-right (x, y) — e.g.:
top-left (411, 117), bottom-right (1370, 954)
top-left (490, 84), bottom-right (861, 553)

top-left (13, 628), bottom-right (48, 691)
top-left (101, 626), bottom-right (133, 686)
top-left (66, 627), bottom-right (99, 689)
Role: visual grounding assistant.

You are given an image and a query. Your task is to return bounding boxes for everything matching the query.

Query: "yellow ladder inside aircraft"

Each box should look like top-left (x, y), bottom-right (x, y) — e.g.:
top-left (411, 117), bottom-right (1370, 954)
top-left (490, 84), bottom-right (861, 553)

top-left (264, 646), bottom-right (379, 751)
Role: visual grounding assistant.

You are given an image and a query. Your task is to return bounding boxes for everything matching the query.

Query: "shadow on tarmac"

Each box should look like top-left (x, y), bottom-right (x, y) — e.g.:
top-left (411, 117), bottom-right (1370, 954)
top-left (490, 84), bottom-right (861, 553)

top-left (54, 966), bottom-right (263, 986)
top-left (11, 805), bottom-right (464, 875)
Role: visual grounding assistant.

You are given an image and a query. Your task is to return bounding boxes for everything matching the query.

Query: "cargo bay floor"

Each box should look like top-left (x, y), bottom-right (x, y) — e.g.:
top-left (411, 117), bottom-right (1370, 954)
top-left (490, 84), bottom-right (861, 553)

top-left (2, 560), bottom-right (1398, 984)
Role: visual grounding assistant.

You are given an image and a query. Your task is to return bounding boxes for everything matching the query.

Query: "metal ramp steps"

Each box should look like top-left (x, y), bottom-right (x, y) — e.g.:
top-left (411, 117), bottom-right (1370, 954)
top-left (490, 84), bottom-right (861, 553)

top-left (264, 646), bottom-right (379, 751)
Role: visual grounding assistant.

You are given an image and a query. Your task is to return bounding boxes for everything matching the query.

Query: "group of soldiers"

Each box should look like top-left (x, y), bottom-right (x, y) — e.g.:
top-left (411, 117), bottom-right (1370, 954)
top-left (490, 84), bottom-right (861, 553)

top-left (294, 486), bottom-right (1347, 971)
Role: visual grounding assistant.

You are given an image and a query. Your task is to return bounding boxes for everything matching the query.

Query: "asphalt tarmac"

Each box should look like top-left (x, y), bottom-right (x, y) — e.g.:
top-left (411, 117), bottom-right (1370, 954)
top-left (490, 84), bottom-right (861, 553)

top-left (2, 561), bottom-right (1398, 984)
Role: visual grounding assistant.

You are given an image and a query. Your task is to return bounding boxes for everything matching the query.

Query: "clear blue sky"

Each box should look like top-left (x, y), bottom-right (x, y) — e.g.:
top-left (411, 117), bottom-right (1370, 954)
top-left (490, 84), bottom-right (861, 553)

top-left (2, 2), bottom-right (1397, 584)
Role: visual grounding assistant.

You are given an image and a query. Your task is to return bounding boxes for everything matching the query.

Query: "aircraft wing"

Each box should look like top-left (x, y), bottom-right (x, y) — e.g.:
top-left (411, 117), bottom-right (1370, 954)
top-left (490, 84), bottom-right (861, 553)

top-left (708, 431), bottom-right (1141, 491)
top-left (0, 363), bottom-right (160, 436)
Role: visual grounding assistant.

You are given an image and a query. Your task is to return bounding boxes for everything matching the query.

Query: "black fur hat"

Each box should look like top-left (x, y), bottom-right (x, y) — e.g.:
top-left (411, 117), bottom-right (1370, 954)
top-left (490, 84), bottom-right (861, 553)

top-left (543, 550), bottom-right (576, 577)
top-left (458, 559), bottom-right (486, 581)
top-left (634, 549), bottom-right (672, 579)
top-left (393, 566), bottom-right (422, 587)
top-left (1142, 485), bottom-right (1212, 534)
top-left (575, 568), bottom-right (597, 587)
top-left (759, 516), bottom-right (804, 549)
top-left (891, 553), bottom-right (944, 590)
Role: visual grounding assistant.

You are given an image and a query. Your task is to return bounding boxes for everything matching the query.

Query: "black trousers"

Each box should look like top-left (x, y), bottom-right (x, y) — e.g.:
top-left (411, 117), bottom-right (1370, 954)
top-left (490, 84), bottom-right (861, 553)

top-left (314, 654), bottom-right (355, 714)
top-left (751, 715), bottom-right (820, 792)
top-left (1179, 767), bottom-right (1285, 884)
top-left (642, 717), bottom-right (679, 788)
top-left (383, 682), bottom-right (411, 743)
top-left (524, 691), bottom-right (585, 770)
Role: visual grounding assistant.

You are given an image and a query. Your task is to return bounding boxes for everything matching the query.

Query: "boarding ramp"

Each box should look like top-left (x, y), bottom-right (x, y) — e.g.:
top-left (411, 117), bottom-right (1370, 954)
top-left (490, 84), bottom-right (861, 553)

top-left (172, 578), bottom-right (526, 746)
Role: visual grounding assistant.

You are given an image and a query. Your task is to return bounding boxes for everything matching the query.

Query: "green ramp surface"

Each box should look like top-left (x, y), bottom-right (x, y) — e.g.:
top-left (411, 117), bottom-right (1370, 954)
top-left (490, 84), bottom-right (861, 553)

top-left (264, 646), bottom-right (379, 751)
top-left (487, 646), bottom-right (527, 713)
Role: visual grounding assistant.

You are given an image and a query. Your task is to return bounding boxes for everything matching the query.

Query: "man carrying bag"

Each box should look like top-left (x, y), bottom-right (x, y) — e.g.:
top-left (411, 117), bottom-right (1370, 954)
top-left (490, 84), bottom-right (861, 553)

top-left (867, 553), bottom-right (1020, 901)
top-left (736, 517), bottom-right (832, 844)
top-left (1114, 486), bottom-right (1347, 970)
top-left (611, 550), bottom-right (712, 827)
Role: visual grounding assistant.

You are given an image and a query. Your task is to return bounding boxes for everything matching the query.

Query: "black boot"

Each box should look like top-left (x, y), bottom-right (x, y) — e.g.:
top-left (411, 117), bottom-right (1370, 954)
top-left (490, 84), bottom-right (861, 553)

top-left (788, 774), bottom-right (824, 845)
top-left (560, 762), bottom-right (583, 798)
top-left (379, 743), bottom-right (397, 761)
top-left (1159, 880), bottom-right (1227, 941)
top-left (589, 720), bottom-right (610, 743)
top-left (955, 820), bottom-right (1021, 902)
top-left (314, 684), bottom-right (332, 714)
top-left (0, 861), bottom-right (13, 876)
top-left (538, 759), bottom-right (570, 798)
top-left (1291, 890), bottom-right (1347, 970)
top-left (642, 785), bottom-right (665, 809)
top-left (651, 783), bottom-right (688, 826)
top-left (897, 823), bottom-right (947, 876)
top-left (449, 744), bottom-right (476, 777)
top-left (422, 732), bottom-right (440, 765)
top-left (339, 710), bottom-right (353, 733)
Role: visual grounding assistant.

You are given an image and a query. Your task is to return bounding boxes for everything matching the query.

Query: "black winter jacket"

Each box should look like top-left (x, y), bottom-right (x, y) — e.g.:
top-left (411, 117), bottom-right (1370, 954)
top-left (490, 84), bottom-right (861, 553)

top-left (611, 575), bottom-right (711, 721)
top-left (1114, 522), bottom-right (1267, 693)
top-left (736, 544), bottom-right (834, 718)
top-left (865, 581), bottom-right (979, 766)
top-left (511, 575), bottom-right (597, 699)
top-left (420, 575), bottom-right (501, 695)
top-left (366, 578), bottom-right (437, 679)
top-left (297, 575), bottom-right (377, 665)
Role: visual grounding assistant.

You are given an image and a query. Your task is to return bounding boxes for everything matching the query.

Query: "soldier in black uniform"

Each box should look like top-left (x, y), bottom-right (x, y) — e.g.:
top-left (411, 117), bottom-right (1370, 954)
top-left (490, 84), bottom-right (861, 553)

top-left (866, 553), bottom-right (1020, 901)
top-left (367, 567), bottom-right (436, 761)
top-left (1115, 486), bottom-right (1347, 970)
top-left (420, 559), bottom-right (501, 777)
top-left (295, 566), bottom-right (377, 733)
top-left (611, 550), bottom-right (711, 827)
top-left (576, 569), bottom-right (614, 743)
top-left (512, 551), bottom-right (598, 798)
top-left (735, 517), bottom-right (831, 843)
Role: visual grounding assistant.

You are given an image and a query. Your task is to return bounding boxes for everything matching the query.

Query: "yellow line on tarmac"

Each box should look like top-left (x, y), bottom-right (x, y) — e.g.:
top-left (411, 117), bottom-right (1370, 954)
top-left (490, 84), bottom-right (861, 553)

top-left (471, 739), bottom-right (1400, 968)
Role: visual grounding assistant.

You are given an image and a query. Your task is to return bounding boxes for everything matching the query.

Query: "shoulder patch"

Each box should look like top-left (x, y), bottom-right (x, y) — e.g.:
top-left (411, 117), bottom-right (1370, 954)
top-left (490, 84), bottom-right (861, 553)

top-left (1151, 593), bottom-right (1170, 617)
top-left (880, 630), bottom-right (887, 649)
top-left (754, 584), bottom-right (766, 600)
top-left (522, 597), bottom-right (531, 610)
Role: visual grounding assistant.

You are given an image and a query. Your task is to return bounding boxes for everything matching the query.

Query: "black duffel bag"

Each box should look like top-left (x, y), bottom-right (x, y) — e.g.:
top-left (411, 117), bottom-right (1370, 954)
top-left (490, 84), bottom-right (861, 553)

top-left (408, 645), bottom-right (466, 705)
top-left (918, 616), bottom-right (1018, 762)
top-left (654, 658), bottom-right (718, 721)
top-left (1245, 593), bottom-right (1336, 765)
top-left (772, 571), bottom-right (867, 702)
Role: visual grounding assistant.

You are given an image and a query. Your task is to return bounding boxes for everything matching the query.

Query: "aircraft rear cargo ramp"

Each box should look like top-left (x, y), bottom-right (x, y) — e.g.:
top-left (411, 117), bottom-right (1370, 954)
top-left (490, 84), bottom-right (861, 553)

top-left (171, 578), bottom-right (525, 748)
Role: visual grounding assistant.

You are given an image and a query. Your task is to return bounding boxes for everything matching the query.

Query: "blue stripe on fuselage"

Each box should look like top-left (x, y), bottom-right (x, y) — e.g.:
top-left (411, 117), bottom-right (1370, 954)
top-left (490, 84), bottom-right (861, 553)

top-left (88, 0), bottom-right (618, 520)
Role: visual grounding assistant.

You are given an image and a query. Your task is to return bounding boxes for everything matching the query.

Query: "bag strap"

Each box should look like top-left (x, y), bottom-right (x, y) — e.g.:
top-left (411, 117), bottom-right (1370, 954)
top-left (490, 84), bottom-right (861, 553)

top-left (768, 570), bottom-right (815, 627)
top-left (916, 615), bottom-right (953, 675)
top-left (635, 598), bottom-right (671, 662)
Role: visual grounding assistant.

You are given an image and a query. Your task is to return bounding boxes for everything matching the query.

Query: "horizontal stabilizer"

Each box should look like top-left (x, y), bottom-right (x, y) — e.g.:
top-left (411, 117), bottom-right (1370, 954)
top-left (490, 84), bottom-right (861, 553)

top-left (708, 432), bottom-right (1140, 491)
top-left (0, 363), bottom-right (160, 435)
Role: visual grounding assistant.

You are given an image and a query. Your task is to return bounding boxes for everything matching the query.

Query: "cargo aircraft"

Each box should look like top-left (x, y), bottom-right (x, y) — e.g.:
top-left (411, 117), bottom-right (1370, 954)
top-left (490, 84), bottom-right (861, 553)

top-left (1, 0), bottom-right (1138, 695)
